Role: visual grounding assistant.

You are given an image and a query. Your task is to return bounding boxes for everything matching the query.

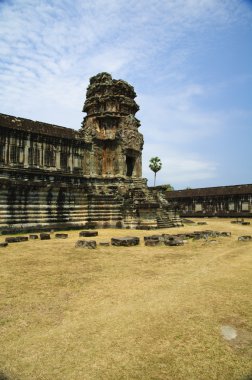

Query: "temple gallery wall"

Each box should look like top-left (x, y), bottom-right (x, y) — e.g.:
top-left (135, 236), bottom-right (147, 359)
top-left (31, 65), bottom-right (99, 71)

top-left (0, 72), bottom-right (251, 231)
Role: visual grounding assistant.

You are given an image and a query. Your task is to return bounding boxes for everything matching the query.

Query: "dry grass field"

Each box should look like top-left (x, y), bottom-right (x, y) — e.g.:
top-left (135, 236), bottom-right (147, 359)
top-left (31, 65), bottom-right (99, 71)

top-left (0, 218), bottom-right (252, 380)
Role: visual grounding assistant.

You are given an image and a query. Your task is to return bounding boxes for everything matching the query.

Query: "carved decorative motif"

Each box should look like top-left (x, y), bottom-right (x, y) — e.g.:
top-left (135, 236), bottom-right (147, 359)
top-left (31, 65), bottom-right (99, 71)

top-left (120, 126), bottom-right (144, 151)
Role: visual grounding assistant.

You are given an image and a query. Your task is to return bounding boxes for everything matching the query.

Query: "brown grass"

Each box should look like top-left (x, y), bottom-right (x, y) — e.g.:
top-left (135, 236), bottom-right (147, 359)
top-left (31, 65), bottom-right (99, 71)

top-left (0, 218), bottom-right (252, 380)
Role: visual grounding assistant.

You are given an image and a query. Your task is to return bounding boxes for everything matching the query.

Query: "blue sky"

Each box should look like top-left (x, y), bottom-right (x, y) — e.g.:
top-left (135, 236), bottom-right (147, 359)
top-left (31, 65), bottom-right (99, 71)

top-left (0, 0), bottom-right (252, 188)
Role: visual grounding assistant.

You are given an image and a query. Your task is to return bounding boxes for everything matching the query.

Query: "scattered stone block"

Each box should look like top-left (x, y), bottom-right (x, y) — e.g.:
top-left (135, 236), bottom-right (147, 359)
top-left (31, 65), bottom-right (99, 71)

top-left (220, 232), bottom-right (231, 237)
top-left (40, 233), bottom-right (50, 240)
top-left (164, 238), bottom-right (184, 246)
top-left (238, 236), bottom-right (252, 241)
top-left (242, 222), bottom-right (250, 225)
top-left (0, 242), bottom-right (8, 247)
top-left (79, 231), bottom-right (98, 237)
top-left (197, 222), bottom-right (207, 225)
top-left (75, 240), bottom-right (97, 249)
top-left (162, 233), bottom-right (171, 239)
top-left (29, 234), bottom-right (38, 239)
top-left (192, 233), bottom-right (203, 240)
top-left (5, 236), bottom-right (29, 243)
top-left (55, 233), bottom-right (68, 239)
top-left (99, 242), bottom-right (110, 246)
top-left (111, 237), bottom-right (140, 247)
top-left (144, 235), bottom-right (162, 242)
top-left (176, 234), bottom-right (190, 240)
top-left (145, 239), bottom-right (160, 246)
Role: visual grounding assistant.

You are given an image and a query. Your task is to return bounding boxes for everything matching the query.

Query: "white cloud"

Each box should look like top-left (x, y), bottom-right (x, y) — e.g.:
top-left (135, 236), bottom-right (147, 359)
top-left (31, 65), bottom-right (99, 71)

top-left (0, 0), bottom-right (251, 186)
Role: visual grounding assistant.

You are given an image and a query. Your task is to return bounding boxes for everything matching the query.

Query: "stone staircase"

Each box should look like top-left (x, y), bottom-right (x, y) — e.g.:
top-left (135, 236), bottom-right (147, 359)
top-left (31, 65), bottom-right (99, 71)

top-left (153, 191), bottom-right (183, 228)
top-left (156, 211), bottom-right (175, 228)
top-left (87, 193), bottom-right (123, 226)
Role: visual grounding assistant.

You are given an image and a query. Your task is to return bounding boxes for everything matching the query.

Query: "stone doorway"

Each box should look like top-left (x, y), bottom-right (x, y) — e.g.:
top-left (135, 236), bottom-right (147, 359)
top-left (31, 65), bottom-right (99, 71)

top-left (126, 156), bottom-right (135, 177)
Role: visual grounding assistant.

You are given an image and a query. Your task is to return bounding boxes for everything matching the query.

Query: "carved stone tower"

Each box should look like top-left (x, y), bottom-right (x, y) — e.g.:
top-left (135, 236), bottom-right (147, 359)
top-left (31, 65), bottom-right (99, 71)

top-left (81, 72), bottom-right (143, 178)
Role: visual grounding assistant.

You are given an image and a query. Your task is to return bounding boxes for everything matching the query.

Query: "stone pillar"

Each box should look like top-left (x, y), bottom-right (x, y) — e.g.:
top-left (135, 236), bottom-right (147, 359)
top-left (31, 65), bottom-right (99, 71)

top-left (69, 146), bottom-right (73, 173)
top-left (56, 146), bottom-right (61, 170)
top-left (24, 138), bottom-right (30, 167)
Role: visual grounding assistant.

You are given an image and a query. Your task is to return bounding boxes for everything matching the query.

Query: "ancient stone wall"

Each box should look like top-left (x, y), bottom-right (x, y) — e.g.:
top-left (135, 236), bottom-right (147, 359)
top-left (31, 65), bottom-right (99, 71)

top-left (153, 185), bottom-right (252, 218)
top-left (0, 73), bottom-right (180, 231)
top-left (0, 114), bottom-right (84, 174)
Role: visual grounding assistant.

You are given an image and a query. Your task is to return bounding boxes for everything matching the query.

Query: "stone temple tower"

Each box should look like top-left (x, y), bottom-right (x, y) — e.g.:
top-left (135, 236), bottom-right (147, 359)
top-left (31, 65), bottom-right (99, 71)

top-left (81, 72), bottom-right (143, 178)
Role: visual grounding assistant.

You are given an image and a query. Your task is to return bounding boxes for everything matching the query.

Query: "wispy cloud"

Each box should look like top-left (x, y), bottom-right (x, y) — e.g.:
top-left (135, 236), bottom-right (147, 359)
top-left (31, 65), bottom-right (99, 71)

top-left (0, 0), bottom-right (252, 186)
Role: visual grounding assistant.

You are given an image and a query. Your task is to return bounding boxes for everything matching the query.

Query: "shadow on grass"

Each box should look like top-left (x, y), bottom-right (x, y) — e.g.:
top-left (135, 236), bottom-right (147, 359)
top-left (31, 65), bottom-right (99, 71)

top-left (0, 373), bottom-right (10, 380)
top-left (242, 375), bottom-right (252, 380)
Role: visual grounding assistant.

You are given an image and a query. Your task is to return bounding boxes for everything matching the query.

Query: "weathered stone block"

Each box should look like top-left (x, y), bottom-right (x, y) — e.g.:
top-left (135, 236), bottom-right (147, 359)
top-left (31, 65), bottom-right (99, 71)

top-left (5, 236), bottom-right (29, 243)
top-left (220, 232), bottom-right (231, 237)
top-left (40, 233), bottom-right (51, 240)
top-left (75, 240), bottom-right (97, 249)
top-left (197, 222), bottom-right (208, 225)
top-left (111, 237), bottom-right (140, 246)
top-left (193, 233), bottom-right (207, 240)
top-left (29, 234), bottom-right (39, 239)
top-left (0, 242), bottom-right (8, 247)
top-left (242, 222), bottom-right (250, 225)
top-left (55, 233), bottom-right (68, 239)
top-left (79, 231), bottom-right (98, 237)
top-left (238, 236), bottom-right (252, 241)
top-left (164, 238), bottom-right (184, 246)
top-left (145, 239), bottom-right (160, 246)
top-left (144, 235), bottom-right (162, 242)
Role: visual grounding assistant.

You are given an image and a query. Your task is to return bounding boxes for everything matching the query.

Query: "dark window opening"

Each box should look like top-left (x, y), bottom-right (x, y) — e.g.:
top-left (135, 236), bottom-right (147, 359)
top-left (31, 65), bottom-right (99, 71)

top-left (126, 156), bottom-right (135, 177)
top-left (60, 152), bottom-right (68, 169)
top-left (45, 148), bottom-right (56, 167)
top-left (28, 146), bottom-right (40, 166)
top-left (10, 145), bottom-right (19, 163)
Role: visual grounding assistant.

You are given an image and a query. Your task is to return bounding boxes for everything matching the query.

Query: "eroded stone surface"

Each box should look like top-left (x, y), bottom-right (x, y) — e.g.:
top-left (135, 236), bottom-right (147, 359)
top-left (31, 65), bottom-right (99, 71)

top-left (75, 240), bottom-right (97, 249)
top-left (145, 239), bottom-right (160, 246)
top-left (0, 242), bottom-right (8, 247)
top-left (40, 233), bottom-right (50, 240)
top-left (238, 235), bottom-right (252, 241)
top-left (55, 233), bottom-right (68, 239)
top-left (144, 235), bottom-right (163, 242)
top-left (79, 231), bottom-right (98, 237)
top-left (164, 238), bottom-right (184, 246)
top-left (111, 237), bottom-right (140, 246)
top-left (5, 236), bottom-right (28, 243)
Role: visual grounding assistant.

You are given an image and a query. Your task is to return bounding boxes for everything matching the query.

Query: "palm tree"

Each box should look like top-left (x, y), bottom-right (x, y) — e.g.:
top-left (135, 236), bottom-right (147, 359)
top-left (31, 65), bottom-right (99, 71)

top-left (149, 157), bottom-right (162, 186)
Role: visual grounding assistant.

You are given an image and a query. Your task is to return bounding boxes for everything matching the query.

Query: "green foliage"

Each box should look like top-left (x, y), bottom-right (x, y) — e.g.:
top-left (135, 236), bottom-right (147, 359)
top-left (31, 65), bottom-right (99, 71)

top-left (149, 157), bottom-right (162, 186)
top-left (165, 184), bottom-right (174, 191)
